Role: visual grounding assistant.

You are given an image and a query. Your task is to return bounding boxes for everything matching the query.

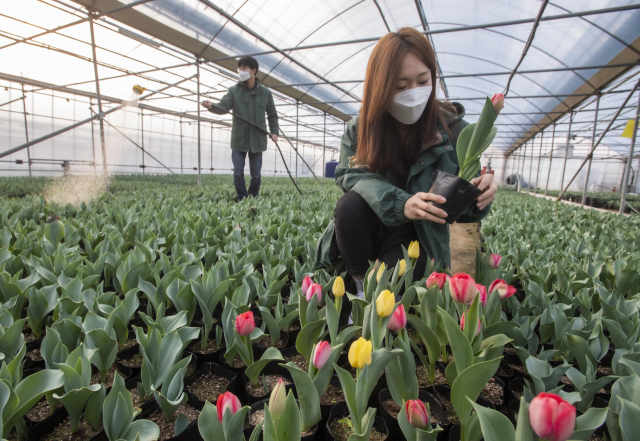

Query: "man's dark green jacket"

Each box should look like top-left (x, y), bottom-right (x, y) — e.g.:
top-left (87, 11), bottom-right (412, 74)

top-left (207, 80), bottom-right (279, 153)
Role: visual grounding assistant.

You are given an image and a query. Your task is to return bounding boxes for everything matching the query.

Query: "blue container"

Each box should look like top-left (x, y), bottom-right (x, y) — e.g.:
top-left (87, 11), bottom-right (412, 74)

top-left (325, 160), bottom-right (339, 178)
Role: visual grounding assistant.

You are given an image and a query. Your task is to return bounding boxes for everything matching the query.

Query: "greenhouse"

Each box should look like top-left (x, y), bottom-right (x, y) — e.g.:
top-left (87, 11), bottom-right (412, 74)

top-left (0, 0), bottom-right (639, 440)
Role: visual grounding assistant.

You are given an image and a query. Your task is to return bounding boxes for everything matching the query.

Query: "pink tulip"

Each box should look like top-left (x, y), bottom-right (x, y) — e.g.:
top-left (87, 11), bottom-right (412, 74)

top-left (449, 273), bottom-right (478, 304)
top-left (217, 391), bottom-right (241, 422)
top-left (491, 93), bottom-right (504, 116)
top-left (306, 283), bottom-right (323, 304)
top-left (235, 311), bottom-right (255, 336)
top-left (488, 254), bottom-right (502, 270)
top-left (426, 272), bottom-right (449, 290)
top-left (489, 279), bottom-right (517, 299)
top-left (302, 276), bottom-right (313, 297)
top-left (476, 284), bottom-right (488, 308)
top-left (405, 399), bottom-right (429, 429)
top-left (460, 312), bottom-right (481, 337)
top-left (387, 304), bottom-right (407, 331)
top-left (312, 341), bottom-right (331, 370)
top-left (529, 393), bottom-right (576, 441)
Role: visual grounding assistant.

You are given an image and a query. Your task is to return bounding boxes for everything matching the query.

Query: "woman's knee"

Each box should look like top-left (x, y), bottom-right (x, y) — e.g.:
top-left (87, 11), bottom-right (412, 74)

top-left (335, 191), bottom-right (370, 223)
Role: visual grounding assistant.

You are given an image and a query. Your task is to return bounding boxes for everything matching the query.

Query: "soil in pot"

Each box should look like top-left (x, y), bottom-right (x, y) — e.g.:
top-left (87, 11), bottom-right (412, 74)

top-left (480, 378), bottom-right (504, 406)
top-left (26, 397), bottom-right (61, 422)
top-left (320, 384), bottom-right (345, 406)
top-left (120, 352), bottom-right (143, 370)
top-left (185, 370), bottom-right (231, 403)
top-left (284, 352), bottom-right (307, 371)
top-left (254, 335), bottom-right (288, 349)
top-left (245, 375), bottom-right (291, 399)
top-left (90, 365), bottom-right (129, 388)
top-left (188, 339), bottom-right (223, 356)
top-left (120, 338), bottom-right (138, 351)
top-left (39, 416), bottom-right (102, 441)
top-left (144, 401), bottom-right (200, 441)
top-left (416, 365), bottom-right (447, 388)
top-left (26, 347), bottom-right (43, 361)
top-left (328, 416), bottom-right (386, 441)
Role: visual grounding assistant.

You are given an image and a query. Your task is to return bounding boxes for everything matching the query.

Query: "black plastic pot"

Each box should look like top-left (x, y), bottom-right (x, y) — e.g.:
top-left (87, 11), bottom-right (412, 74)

top-left (503, 353), bottom-right (529, 378)
top-left (242, 361), bottom-right (295, 405)
top-left (117, 343), bottom-right (142, 376)
top-left (184, 362), bottom-right (237, 409)
top-left (25, 406), bottom-right (71, 441)
top-left (427, 170), bottom-right (483, 224)
top-left (425, 384), bottom-right (495, 426)
top-left (218, 344), bottom-right (267, 378)
top-left (182, 351), bottom-right (199, 384)
top-left (326, 401), bottom-right (388, 441)
top-left (377, 388), bottom-right (448, 440)
top-left (507, 377), bottom-right (526, 404)
top-left (247, 398), bottom-right (318, 441)
top-left (495, 359), bottom-right (515, 384)
top-left (187, 330), bottom-right (226, 368)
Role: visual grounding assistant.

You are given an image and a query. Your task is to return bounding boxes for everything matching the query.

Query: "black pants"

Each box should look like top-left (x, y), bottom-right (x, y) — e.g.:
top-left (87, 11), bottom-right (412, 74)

top-left (232, 150), bottom-right (262, 200)
top-left (334, 191), bottom-right (428, 280)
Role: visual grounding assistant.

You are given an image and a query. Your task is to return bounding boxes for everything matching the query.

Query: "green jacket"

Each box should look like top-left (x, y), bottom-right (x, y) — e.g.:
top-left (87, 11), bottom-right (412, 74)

top-left (207, 80), bottom-right (279, 153)
top-left (315, 102), bottom-right (491, 271)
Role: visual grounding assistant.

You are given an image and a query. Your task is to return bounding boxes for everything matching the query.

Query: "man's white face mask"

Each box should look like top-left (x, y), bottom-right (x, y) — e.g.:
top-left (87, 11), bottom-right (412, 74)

top-left (388, 85), bottom-right (432, 125)
top-left (238, 70), bottom-right (251, 82)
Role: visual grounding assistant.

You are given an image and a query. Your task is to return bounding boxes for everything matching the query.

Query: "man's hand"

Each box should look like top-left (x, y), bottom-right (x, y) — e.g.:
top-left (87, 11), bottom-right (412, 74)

top-left (201, 100), bottom-right (212, 109)
top-left (271, 134), bottom-right (279, 142)
top-left (470, 174), bottom-right (497, 210)
top-left (404, 192), bottom-right (448, 224)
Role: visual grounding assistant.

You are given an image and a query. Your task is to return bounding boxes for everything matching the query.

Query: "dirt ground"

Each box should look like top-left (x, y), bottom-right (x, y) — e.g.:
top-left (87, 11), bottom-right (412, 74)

top-left (449, 222), bottom-right (479, 277)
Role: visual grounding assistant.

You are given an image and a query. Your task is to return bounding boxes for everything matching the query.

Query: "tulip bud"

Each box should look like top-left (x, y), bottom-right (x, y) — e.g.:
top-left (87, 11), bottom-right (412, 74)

top-left (489, 279), bottom-right (516, 299)
top-left (476, 284), bottom-right (488, 308)
top-left (491, 93), bottom-right (504, 117)
top-left (426, 272), bottom-right (449, 290)
top-left (348, 337), bottom-right (372, 369)
top-left (269, 378), bottom-right (287, 421)
top-left (376, 262), bottom-right (386, 282)
top-left (332, 276), bottom-right (345, 298)
top-left (488, 254), bottom-right (502, 270)
top-left (398, 259), bottom-right (406, 277)
top-left (302, 276), bottom-right (313, 297)
top-left (376, 290), bottom-right (395, 317)
top-left (217, 391), bottom-right (241, 422)
top-left (406, 399), bottom-right (429, 429)
top-left (529, 393), bottom-right (576, 441)
top-left (235, 311), bottom-right (255, 336)
top-left (311, 341), bottom-right (331, 370)
top-left (460, 312), bottom-right (481, 337)
top-left (306, 283), bottom-right (323, 304)
top-left (449, 273), bottom-right (478, 304)
top-left (408, 241), bottom-right (420, 259)
top-left (387, 304), bottom-right (407, 331)
top-left (368, 260), bottom-right (381, 282)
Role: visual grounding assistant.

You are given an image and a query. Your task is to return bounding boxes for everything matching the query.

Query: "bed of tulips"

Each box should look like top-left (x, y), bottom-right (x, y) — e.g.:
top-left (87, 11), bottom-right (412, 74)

top-left (0, 175), bottom-right (639, 441)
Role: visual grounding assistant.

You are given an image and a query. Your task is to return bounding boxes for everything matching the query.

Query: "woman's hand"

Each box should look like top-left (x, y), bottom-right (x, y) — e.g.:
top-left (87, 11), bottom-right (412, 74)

top-left (470, 174), bottom-right (497, 210)
top-left (404, 193), bottom-right (448, 224)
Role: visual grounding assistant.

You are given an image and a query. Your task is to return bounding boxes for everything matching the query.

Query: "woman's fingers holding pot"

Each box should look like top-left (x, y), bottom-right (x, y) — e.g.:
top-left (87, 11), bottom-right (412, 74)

top-left (404, 194), bottom-right (447, 223)
top-left (415, 192), bottom-right (446, 204)
top-left (470, 175), bottom-right (497, 209)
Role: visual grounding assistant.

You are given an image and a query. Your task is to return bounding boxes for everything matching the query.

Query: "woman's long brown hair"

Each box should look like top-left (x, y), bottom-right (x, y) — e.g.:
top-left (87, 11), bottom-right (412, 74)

top-left (357, 27), bottom-right (457, 173)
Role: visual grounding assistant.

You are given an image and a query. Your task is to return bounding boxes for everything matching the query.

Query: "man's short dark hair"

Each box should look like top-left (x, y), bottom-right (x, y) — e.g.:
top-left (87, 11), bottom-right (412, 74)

top-left (238, 56), bottom-right (259, 73)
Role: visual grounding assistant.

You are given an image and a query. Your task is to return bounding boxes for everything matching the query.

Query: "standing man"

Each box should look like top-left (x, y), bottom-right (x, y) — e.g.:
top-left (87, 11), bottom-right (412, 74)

top-left (202, 56), bottom-right (279, 201)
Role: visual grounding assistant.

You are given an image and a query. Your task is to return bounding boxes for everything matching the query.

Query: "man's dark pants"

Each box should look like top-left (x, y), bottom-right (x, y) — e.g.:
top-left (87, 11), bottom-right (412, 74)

top-left (231, 150), bottom-right (262, 200)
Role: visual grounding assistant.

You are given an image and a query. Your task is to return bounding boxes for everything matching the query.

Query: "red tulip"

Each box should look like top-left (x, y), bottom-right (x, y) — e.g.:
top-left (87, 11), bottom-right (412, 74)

top-left (302, 276), bottom-right (313, 297)
top-left (449, 273), bottom-right (478, 304)
top-left (405, 399), bottom-right (429, 429)
top-left (460, 311), bottom-right (481, 337)
top-left (235, 311), bottom-right (255, 336)
top-left (216, 391), bottom-right (241, 422)
top-left (306, 283), bottom-right (323, 304)
top-left (491, 93), bottom-right (504, 116)
top-left (488, 254), bottom-right (502, 270)
top-left (476, 284), bottom-right (488, 308)
top-left (387, 304), bottom-right (407, 331)
top-left (426, 272), bottom-right (449, 290)
top-left (312, 341), bottom-right (331, 370)
top-left (489, 279), bottom-right (516, 299)
top-left (529, 393), bottom-right (576, 441)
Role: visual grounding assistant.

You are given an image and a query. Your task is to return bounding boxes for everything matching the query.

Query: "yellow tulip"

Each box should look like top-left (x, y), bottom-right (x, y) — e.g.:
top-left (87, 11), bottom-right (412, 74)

top-left (332, 276), bottom-right (345, 298)
top-left (348, 337), bottom-right (372, 369)
top-left (398, 259), bottom-right (406, 277)
top-left (408, 241), bottom-right (420, 259)
top-left (376, 290), bottom-right (395, 317)
top-left (376, 262), bottom-right (386, 282)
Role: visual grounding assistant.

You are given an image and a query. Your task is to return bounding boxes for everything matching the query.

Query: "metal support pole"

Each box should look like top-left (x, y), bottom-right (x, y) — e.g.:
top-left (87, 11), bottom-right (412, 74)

top-left (20, 84), bottom-right (32, 176)
top-left (180, 116), bottom-right (183, 174)
top-left (518, 142), bottom-right (527, 191)
top-left (528, 135), bottom-right (535, 190)
top-left (620, 88), bottom-right (640, 214)
top-left (545, 122), bottom-right (556, 196)
top-left (88, 13), bottom-right (108, 176)
top-left (535, 130), bottom-right (544, 193)
top-left (90, 97), bottom-right (96, 173)
top-left (582, 94), bottom-right (600, 206)
top-left (295, 100), bottom-right (299, 184)
top-left (559, 111), bottom-right (574, 193)
top-left (211, 124), bottom-right (213, 174)
top-left (196, 61), bottom-right (202, 187)
top-left (141, 108), bottom-right (145, 175)
top-left (323, 112), bottom-right (326, 183)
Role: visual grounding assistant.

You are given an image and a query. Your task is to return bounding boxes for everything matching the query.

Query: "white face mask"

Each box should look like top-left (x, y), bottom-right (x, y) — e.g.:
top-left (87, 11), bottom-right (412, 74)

top-left (238, 70), bottom-right (251, 82)
top-left (388, 85), bottom-right (432, 125)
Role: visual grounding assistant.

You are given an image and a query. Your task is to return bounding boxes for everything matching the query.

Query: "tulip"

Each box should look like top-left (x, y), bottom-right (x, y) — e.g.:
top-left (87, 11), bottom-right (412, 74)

top-left (489, 279), bottom-right (516, 299)
top-left (376, 262), bottom-right (386, 283)
top-left (387, 304), bottom-right (407, 331)
top-left (460, 311), bottom-right (481, 337)
top-left (449, 273), bottom-right (478, 304)
top-left (488, 254), bottom-right (502, 269)
top-left (405, 399), bottom-right (429, 429)
top-left (368, 259), bottom-right (382, 282)
top-left (217, 391), bottom-right (241, 422)
top-left (235, 311), bottom-right (255, 336)
top-left (302, 276), bottom-right (313, 297)
top-left (529, 393), bottom-right (576, 441)
top-left (426, 272), bottom-right (449, 290)
top-left (408, 241), bottom-right (420, 259)
top-left (306, 283), bottom-right (323, 304)
top-left (269, 378), bottom-right (287, 421)
top-left (348, 337), bottom-right (372, 369)
top-left (332, 276), bottom-right (345, 298)
top-left (312, 341), bottom-right (331, 370)
top-left (398, 259), bottom-right (406, 277)
top-left (376, 290), bottom-right (395, 317)
top-left (491, 93), bottom-right (504, 117)
top-left (476, 284), bottom-right (488, 308)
